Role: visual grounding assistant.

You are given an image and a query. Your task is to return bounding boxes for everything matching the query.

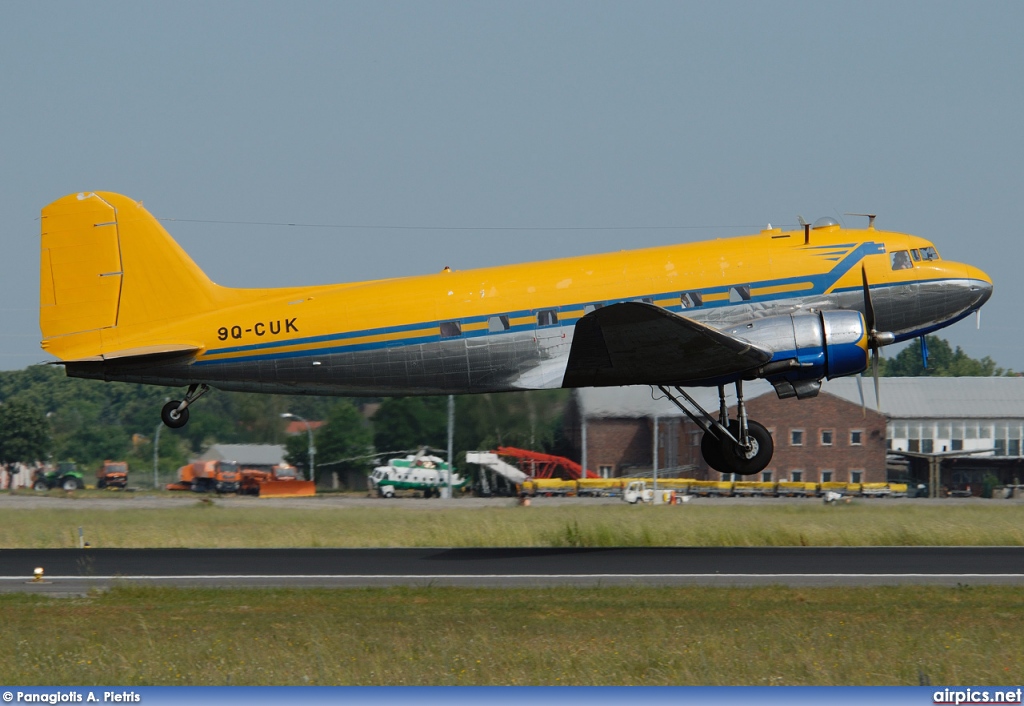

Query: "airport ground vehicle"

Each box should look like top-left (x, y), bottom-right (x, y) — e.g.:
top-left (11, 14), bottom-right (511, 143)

top-left (96, 460), bottom-right (129, 489)
top-left (32, 462), bottom-right (84, 491)
top-left (520, 478), bottom-right (909, 499)
top-left (238, 463), bottom-right (315, 497)
top-left (168, 460), bottom-right (240, 494)
top-left (623, 480), bottom-right (654, 504)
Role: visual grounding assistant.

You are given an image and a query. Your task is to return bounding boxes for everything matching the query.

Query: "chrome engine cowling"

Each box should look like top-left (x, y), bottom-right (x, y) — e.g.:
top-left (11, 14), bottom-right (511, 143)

top-left (723, 310), bottom-right (869, 399)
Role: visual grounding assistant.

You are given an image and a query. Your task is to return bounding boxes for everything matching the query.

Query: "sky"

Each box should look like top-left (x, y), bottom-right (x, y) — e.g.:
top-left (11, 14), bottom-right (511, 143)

top-left (2, 1), bottom-right (1022, 372)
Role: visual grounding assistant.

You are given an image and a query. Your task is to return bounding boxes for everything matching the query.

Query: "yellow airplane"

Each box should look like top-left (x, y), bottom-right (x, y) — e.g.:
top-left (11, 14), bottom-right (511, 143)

top-left (39, 192), bottom-right (992, 474)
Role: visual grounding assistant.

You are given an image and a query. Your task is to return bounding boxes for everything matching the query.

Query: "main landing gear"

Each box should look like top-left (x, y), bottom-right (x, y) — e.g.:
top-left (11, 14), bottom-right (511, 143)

top-left (657, 381), bottom-right (774, 476)
top-left (160, 383), bottom-right (210, 429)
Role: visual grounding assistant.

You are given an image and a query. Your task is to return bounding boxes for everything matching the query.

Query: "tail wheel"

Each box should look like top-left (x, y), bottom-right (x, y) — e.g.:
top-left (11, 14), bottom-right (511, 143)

top-left (161, 401), bottom-right (189, 429)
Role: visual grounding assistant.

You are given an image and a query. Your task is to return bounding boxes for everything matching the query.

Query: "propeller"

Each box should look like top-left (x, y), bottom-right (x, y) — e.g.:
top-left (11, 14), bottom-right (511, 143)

top-left (861, 264), bottom-right (895, 411)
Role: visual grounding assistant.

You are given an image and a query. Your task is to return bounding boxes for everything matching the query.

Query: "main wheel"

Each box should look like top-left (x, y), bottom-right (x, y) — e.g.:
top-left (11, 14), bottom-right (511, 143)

top-left (161, 401), bottom-right (189, 429)
top-left (716, 420), bottom-right (774, 476)
top-left (700, 428), bottom-right (729, 473)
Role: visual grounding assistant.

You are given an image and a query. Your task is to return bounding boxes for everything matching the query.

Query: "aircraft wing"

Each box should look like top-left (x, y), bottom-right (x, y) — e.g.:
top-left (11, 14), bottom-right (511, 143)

top-left (563, 302), bottom-right (771, 387)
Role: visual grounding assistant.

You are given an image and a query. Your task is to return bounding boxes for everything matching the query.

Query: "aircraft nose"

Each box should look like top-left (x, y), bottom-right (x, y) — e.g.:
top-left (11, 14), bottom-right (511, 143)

top-left (963, 264), bottom-right (993, 310)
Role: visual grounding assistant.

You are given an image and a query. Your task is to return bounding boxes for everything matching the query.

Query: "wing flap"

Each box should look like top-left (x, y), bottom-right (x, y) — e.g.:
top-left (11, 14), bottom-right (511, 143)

top-left (563, 302), bottom-right (770, 387)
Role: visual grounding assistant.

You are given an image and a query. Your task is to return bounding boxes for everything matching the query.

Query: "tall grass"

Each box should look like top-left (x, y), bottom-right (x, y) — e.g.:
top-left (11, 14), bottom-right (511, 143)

top-left (0, 502), bottom-right (1021, 548)
top-left (0, 585), bottom-right (1020, 685)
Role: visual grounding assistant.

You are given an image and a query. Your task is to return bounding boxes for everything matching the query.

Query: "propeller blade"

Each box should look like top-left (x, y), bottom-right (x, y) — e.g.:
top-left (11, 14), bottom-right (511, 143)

top-left (872, 348), bottom-right (881, 411)
top-left (861, 264), bottom-right (876, 336)
top-left (856, 374), bottom-right (866, 419)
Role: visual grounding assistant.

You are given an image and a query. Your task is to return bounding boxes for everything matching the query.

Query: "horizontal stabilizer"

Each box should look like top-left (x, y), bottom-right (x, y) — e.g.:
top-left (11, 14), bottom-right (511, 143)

top-left (563, 302), bottom-right (771, 387)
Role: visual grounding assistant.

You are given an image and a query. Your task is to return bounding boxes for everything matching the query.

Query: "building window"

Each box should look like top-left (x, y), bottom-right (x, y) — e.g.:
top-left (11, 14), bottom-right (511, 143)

top-left (439, 321), bottom-right (462, 338)
top-left (851, 470), bottom-right (863, 483)
top-left (850, 430), bottom-right (863, 446)
top-left (791, 470), bottom-right (803, 482)
top-left (908, 439), bottom-right (920, 452)
top-left (821, 470), bottom-right (833, 483)
top-left (790, 430), bottom-right (804, 446)
top-left (951, 439), bottom-right (963, 451)
top-left (820, 429), bottom-right (834, 446)
top-left (921, 439), bottom-right (934, 454)
top-left (599, 465), bottom-right (613, 479)
top-left (537, 309), bottom-right (559, 327)
top-left (761, 471), bottom-right (772, 482)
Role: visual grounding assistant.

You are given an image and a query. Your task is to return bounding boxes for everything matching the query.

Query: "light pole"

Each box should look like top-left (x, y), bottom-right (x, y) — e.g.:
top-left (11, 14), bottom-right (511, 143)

top-left (281, 413), bottom-right (315, 483)
top-left (153, 422), bottom-right (162, 491)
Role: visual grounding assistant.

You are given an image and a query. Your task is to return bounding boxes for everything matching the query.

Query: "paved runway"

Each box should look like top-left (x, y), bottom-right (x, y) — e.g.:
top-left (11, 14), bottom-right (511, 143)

top-left (1, 546), bottom-right (1021, 592)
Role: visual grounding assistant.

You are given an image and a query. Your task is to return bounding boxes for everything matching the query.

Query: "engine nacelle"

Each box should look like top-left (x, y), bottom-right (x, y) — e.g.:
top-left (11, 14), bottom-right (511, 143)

top-left (723, 311), bottom-right (869, 399)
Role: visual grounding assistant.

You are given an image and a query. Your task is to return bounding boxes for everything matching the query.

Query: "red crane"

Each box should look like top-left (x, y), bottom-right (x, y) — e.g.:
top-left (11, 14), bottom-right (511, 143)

top-left (494, 447), bottom-right (598, 480)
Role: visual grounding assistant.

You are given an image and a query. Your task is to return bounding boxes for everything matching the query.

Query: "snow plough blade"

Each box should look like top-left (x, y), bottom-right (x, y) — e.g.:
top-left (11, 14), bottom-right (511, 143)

top-left (256, 480), bottom-right (316, 497)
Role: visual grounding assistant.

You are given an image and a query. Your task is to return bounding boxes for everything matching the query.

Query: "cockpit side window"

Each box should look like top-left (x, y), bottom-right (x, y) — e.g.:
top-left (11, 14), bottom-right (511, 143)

top-left (910, 249), bottom-right (921, 261)
top-left (890, 251), bottom-right (913, 270)
top-left (920, 246), bottom-right (940, 261)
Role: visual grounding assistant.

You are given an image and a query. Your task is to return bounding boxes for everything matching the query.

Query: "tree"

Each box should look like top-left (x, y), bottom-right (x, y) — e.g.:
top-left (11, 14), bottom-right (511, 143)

top-left (0, 399), bottom-right (51, 488)
top-left (881, 336), bottom-right (1008, 377)
top-left (372, 397), bottom-right (448, 453)
top-left (287, 401), bottom-right (372, 484)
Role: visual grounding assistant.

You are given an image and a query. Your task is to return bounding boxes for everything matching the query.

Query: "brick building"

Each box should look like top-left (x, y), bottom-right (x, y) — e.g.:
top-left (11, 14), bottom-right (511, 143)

top-left (569, 381), bottom-right (888, 483)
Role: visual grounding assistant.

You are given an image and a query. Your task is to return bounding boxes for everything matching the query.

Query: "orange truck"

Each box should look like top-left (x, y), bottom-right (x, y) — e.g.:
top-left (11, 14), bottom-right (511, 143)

top-left (168, 460), bottom-right (241, 494)
top-left (239, 463), bottom-right (315, 498)
top-left (96, 460), bottom-right (129, 489)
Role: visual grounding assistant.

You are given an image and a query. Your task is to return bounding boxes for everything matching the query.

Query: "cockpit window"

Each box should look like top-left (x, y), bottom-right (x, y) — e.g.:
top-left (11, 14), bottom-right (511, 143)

top-left (890, 251), bottom-right (913, 270)
top-left (920, 246), bottom-right (940, 261)
top-left (910, 249), bottom-right (921, 261)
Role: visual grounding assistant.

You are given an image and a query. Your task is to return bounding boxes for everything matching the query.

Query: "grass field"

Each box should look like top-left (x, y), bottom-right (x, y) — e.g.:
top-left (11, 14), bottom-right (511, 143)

top-left (0, 498), bottom-right (1021, 548)
top-left (1, 584), bottom-right (1021, 685)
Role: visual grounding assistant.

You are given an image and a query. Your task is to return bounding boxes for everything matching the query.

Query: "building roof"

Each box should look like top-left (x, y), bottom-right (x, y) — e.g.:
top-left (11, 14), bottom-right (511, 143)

top-left (198, 444), bottom-right (287, 465)
top-left (284, 420), bottom-right (325, 435)
top-left (822, 377), bottom-right (1024, 419)
top-left (578, 377), bottom-right (1024, 421)
top-left (577, 381), bottom-right (775, 419)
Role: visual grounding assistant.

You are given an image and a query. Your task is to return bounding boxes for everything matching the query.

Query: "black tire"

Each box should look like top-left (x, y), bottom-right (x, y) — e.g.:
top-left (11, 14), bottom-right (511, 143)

top-left (700, 429), bottom-right (729, 473)
top-left (716, 420), bottom-right (774, 476)
top-left (161, 401), bottom-right (189, 429)
top-left (33, 481), bottom-right (48, 492)
top-left (98, 479), bottom-right (106, 489)
top-left (62, 477), bottom-right (80, 492)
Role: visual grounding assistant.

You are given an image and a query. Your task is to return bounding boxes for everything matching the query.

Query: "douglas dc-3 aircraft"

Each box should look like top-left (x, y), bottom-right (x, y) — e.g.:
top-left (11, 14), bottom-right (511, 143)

top-left (39, 192), bottom-right (992, 475)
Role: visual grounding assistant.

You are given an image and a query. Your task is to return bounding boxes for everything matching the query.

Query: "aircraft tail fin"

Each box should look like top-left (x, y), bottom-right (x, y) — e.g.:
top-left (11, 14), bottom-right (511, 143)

top-left (40, 192), bottom-right (223, 360)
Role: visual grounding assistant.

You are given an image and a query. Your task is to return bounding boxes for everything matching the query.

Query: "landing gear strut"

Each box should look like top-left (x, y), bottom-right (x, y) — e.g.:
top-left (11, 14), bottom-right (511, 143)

top-left (657, 381), bottom-right (774, 476)
top-left (160, 384), bottom-right (210, 429)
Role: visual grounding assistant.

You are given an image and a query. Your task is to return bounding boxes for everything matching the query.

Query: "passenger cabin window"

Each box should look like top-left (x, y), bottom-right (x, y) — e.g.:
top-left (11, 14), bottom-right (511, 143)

top-left (890, 251), bottom-right (913, 270)
top-left (439, 321), bottom-right (462, 338)
top-left (920, 246), bottom-right (940, 261)
top-left (488, 315), bottom-right (510, 333)
top-left (537, 309), bottom-right (559, 327)
top-left (729, 285), bottom-right (751, 302)
top-left (583, 303), bottom-right (605, 315)
top-left (680, 291), bottom-right (703, 308)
